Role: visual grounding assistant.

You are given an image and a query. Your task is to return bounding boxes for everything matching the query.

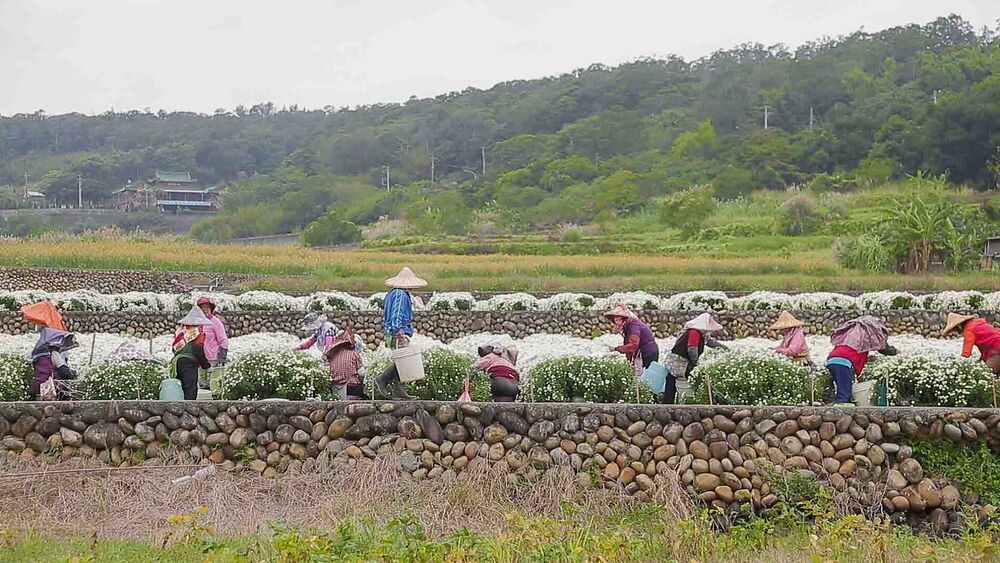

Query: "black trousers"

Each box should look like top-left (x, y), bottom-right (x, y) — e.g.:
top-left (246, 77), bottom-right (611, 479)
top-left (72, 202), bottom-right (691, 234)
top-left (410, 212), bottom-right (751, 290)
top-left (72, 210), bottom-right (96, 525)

top-left (490, 376), bottom-right (519, 402)
top-left (176, 357), bottom-right (200, 400)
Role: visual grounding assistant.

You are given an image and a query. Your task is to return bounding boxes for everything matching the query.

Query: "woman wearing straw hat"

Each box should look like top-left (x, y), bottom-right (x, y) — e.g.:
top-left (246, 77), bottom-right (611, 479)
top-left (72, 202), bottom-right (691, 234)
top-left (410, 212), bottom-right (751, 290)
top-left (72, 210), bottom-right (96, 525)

top-left (605, 303), bottom-right (664, 402)
top-left (770, 311), bottom-right (811, 365)
top-left (826, 316), bottom-right (897, 405)
top-left (670, 313), bottom-right (728, 402)
top-left (375, 267), bottom-right (427, 399)
top-left (942, 313), bottom-right (1000, 374)
top-left (170, 306), bottom-right (213, 400)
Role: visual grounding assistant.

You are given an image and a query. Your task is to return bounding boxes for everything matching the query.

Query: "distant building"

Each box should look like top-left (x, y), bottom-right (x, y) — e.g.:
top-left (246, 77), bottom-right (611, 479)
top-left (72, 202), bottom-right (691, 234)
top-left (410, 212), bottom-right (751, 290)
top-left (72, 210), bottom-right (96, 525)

top-left (983, 236), bottom-right (1000, 269)
top-left (112, 171), bottom-right (222, 212)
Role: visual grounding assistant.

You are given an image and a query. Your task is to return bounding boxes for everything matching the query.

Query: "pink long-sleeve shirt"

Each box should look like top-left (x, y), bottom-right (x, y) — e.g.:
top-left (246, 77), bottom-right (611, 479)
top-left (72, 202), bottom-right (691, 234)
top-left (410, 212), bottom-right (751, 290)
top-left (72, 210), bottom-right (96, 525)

top-left (203, 314), bottom-right (229, 362)
top-left (775, 327), bottom-right (808, 358)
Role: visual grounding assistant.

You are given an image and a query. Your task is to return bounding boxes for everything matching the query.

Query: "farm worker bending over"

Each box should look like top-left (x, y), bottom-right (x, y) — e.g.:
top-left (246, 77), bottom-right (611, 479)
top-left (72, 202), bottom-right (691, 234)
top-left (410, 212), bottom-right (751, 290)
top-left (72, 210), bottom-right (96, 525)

top-left (604, 304), bottom-right (660, 370)
top-left (941, 313), bottom-right (1000, 374)
top-left (672, 313), bottom-right (728, 400)
top-left (826, 316), bottom-right (897, 405)
top-left (375, 267), bottom-right (426, 399)
top-left (324, 328), bottom-right (366, 400)
top-left (296, 314), bottom-right (341, 355)
top-left (475, 342), bottom-right (520, 402)
top-left (770, 311), bottom-right (811, 365)
top-left (170, 307), bottom-right (213, 400)
top-left (30, 328), bottom-right (78, 400)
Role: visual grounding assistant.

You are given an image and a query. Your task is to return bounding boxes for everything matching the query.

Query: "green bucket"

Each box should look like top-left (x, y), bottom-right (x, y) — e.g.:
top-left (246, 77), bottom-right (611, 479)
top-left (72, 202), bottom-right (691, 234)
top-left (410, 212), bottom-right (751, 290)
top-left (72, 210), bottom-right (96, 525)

top-left (159, 378), bottom-right (184, 401)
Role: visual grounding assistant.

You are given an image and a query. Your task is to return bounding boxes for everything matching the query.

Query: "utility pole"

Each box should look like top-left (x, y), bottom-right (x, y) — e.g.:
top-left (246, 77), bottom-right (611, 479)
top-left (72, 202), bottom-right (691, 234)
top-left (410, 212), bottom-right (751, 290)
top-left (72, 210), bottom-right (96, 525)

top-left (763, 106), bottom-right (770, 130)
top-left (430, 154), bottom-right (436, 183)
top-left (77, 175), bottom-right (83, 208)
top-left (381, 166), bottom-right (390, 192)
top-left (932, 90), bottom-right (939, 105)
top-left (481, 146), bottom-right (486, 176)
top-left (23, 172), bottom-right (28, 200)
top-left (809, 107), bottom-right (814, 131)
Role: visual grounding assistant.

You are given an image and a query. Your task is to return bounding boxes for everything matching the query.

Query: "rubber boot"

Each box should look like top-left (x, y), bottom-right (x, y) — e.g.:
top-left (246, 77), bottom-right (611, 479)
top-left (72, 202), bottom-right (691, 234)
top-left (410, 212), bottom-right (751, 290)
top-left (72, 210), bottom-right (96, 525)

top-left (375, 370), bottom-right (393, 398)
top-left (391, 380), bottom-right (414, 400)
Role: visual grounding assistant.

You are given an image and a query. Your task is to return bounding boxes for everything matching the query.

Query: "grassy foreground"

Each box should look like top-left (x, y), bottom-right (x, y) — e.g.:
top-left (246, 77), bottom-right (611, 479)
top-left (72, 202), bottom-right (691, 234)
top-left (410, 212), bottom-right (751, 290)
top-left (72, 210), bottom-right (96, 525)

top-left (0, 458), bottom-right (999, 562)
top-left (4, 512), bottom-right (1000, 562)
top-left (0, 236), bottom-right (997, 292)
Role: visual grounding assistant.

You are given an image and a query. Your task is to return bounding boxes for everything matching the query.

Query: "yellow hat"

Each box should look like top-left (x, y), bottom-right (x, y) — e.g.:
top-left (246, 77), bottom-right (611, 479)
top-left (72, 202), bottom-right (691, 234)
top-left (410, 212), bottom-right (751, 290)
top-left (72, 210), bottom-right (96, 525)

top-left (941, 313), bottom-right (975, 336)
top-left (769, 311), bottom-right (805, 331)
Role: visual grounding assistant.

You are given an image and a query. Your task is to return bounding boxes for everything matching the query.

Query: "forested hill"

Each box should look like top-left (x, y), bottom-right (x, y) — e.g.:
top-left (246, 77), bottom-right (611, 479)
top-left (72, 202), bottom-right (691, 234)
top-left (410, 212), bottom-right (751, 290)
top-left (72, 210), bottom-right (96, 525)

top-left (1, 15), bottom-right (997, 242)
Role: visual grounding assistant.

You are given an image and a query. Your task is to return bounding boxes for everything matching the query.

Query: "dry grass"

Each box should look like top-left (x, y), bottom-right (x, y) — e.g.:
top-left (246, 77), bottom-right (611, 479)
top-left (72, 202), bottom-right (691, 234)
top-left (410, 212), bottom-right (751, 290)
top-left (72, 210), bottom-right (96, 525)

top-left (0, 456), bottom-right (686, 543)
top-left (0, 237), bottom-right (995, 292)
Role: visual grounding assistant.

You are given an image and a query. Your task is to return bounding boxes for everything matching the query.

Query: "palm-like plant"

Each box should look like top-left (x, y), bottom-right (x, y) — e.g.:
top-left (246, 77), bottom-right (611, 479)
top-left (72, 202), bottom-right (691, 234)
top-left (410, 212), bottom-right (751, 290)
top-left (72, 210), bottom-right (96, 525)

top-left (884, 194), bottom-right (950, 273)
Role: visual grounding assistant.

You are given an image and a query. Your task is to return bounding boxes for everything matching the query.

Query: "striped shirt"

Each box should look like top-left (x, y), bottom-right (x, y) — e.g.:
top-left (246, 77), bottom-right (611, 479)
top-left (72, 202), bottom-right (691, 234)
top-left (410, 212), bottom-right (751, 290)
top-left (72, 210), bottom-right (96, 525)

top-left (328, 348), bottom-right (362, 386)
top-left (383, 289), bottom-right (413, 337)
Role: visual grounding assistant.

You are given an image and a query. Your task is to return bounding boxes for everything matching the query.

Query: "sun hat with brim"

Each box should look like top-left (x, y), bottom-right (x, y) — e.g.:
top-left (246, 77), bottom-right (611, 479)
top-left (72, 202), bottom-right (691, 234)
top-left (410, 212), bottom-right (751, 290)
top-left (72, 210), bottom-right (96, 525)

top-left (385, 267), bottom-right (428, 289)
top-left (941, 313), bottom-right (976, 336)
top-left (324, 332), bottom-right (356, 358)
top-left (603, 303), bottom-right (637, 320)
top-left (177, 306), bottom-right (212, 327)
top-left (301, 313), bottom-right (327, 332)
top-left (769, 311), bottom-right (805, 331)
top-left (684, 313), bottom-right (723, 333)
top-left (196, 297), bottom-right (216, 311)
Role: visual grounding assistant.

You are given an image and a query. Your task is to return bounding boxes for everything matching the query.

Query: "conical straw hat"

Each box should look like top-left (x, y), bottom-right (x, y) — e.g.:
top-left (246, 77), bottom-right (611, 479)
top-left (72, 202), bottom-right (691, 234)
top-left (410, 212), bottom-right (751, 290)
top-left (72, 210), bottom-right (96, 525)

top-left (941, 313), bottom-right (975, 336)
top-left (603, 303), bottom-right (637, 319)
top-left (683, 313), bottom-right (723, 333)
top-left (769, 311), bottom-right (805, 331)
top-left (177, 306), bottom-right (212, 326)
top-left (385, 267), bottom-right (428, 289)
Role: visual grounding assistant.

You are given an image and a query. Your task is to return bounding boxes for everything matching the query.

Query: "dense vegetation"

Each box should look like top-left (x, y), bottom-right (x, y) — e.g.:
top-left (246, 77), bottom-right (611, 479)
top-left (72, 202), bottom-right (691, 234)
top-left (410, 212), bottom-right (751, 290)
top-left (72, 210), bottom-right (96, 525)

top-left (1, 16), bottom-right (997, 248)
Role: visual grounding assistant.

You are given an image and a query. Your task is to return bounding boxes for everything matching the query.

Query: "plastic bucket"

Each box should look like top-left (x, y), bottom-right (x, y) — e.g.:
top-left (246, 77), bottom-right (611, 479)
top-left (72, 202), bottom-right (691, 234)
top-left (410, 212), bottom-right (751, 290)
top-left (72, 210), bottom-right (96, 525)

top-left (640, 362), bottom-right (668, 394)
top-left (392, 347), bottom-right (425, 383)
top-left (159, 378), bottom-right (184, 401)
top-left (853, 380), bottom-right (875, 407)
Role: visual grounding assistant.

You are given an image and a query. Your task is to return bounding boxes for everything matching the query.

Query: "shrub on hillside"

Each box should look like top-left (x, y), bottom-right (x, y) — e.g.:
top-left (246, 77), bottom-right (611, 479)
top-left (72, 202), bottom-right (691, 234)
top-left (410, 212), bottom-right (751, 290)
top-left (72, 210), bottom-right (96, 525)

top-left (82, 360), bottom-right (168, 400)
top-left (660, 186), bottom-right (716, 239)
top-left (301, 213), bottom-right (362, 247)
top-left (0, 354), bottom-right (33, 401)
top-left (777, 195), bottom-right (822, 236)
top-left (688, 350), bottom-right (820, 406)
top-left (524, 355), bottom-right (654, 403)
top-left (861, 355), bottom-right (994, 407)
top-left (221, 351), bottom-right (329, 401)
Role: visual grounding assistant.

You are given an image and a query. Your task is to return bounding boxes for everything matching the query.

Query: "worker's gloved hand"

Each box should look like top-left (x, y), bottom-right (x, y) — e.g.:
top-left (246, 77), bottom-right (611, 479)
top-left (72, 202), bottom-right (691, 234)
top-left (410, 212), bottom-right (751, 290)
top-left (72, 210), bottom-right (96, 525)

top-left (218, 348), bottom-right (228, 366)
top-left (687, 347), bottom-right (700, 365)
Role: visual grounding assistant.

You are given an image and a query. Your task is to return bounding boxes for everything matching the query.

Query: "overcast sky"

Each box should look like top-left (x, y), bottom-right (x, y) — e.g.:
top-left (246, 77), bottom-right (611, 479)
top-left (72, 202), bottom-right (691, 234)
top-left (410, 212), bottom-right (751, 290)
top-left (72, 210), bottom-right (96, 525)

top-left (1, 0), bottom-right (997, 116)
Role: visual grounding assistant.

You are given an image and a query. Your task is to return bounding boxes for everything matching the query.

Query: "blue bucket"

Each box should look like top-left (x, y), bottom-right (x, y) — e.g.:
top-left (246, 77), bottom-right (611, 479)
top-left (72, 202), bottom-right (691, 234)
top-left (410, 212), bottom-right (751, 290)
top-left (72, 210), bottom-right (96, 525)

top-left (159, 378), bottom-right (185, 401)
top-left (640, 362), bottom-right (669, 394)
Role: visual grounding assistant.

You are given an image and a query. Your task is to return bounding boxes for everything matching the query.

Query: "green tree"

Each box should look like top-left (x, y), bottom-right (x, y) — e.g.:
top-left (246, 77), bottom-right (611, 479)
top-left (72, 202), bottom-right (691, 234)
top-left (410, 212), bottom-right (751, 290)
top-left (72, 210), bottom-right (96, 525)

top-left (301, 213), bottom-right (362, 247)
top-left (712, 166), bottom-right (755, 200)
top-left (660, 186), bottom-right (716, 238)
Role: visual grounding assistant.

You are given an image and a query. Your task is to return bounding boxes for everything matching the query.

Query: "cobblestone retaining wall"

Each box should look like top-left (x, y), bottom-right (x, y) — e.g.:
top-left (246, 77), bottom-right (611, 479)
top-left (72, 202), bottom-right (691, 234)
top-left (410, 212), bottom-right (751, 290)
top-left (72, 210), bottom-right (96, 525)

top-left (0, 310), bottom-right (994, 343)
top-left (0, 400), bottom-right (996, 531)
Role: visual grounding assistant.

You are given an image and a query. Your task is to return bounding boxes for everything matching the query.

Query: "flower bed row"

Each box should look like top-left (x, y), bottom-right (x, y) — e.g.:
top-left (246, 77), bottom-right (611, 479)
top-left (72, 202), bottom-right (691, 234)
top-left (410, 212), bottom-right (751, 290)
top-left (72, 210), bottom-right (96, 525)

top-left (0, 330), bottom-right (986, 408)
top-left (0, 289), bottom-right (997, 313)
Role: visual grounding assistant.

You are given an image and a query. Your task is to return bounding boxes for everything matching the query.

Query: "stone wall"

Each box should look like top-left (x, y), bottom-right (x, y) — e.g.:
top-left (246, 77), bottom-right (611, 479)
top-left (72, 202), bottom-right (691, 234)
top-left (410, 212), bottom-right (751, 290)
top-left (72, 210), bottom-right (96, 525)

top-left (1, 309), bottom-right (994, 343)
top-left (0, 400), bottom-right (996, 528)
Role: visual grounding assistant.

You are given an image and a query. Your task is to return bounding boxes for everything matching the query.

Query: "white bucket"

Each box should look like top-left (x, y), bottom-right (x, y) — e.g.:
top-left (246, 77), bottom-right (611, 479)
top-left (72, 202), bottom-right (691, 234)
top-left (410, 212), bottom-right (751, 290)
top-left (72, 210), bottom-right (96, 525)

top-left (392, 347), bottom-right (426, 383)
top-left (852, 380), bottom-right (875, 407)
